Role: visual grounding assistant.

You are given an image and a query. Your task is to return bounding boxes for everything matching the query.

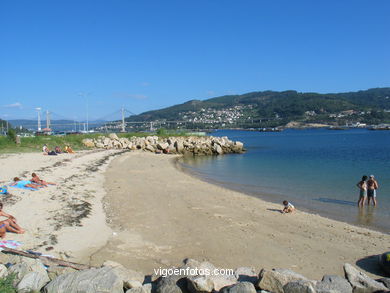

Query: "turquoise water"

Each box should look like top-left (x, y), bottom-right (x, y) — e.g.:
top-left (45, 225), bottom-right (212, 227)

top-left (180, 129), bottom-right (390, 233)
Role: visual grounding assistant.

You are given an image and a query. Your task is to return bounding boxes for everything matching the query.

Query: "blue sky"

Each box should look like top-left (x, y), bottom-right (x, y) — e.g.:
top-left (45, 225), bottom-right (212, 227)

top-left (1, 0), bottom-right (389, 121)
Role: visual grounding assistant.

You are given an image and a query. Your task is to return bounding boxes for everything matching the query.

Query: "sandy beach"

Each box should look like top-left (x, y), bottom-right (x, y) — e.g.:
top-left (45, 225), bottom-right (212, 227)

top-left (0, 149), bottom-right (124, 262)
top-left (0, 150), bottom-right (389, 280)
top-left (91, 151), bottom-right (389, 279)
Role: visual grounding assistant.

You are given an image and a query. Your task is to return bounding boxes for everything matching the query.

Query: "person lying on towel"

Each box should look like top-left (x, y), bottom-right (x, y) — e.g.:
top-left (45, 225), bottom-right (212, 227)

top-left (31, 173), bottom-right (56, 187)
top-left (10, 177), bottom-right (42, 189)
top-left (0, 202), bottom-right (25, 234)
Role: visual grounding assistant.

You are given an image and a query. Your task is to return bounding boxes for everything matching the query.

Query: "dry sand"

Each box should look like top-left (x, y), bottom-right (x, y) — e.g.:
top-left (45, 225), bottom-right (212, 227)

top-left (91, 151), bottom-right (390, 280)
top-left (0, 149), bottom-right (124, 262)
top-left (0, 150), bottom-right (389, 280)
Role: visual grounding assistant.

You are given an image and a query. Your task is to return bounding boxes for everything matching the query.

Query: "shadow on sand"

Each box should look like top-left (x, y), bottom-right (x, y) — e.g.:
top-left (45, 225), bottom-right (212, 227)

top-left (356, 254), bottom-right (387, 278)
top-left (267, 208), bottom-right (283, 214)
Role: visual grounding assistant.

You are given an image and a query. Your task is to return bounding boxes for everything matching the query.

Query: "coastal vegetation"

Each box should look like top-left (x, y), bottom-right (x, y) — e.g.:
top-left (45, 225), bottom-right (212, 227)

top-left (126, 88), bottom-right (390, 128)
top-left (0, 130), bottom-right (196, 153)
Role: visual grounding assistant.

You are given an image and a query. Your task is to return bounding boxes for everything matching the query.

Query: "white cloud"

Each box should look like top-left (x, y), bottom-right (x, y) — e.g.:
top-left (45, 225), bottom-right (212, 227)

top-left (3, 102), bottom-right (22, 109)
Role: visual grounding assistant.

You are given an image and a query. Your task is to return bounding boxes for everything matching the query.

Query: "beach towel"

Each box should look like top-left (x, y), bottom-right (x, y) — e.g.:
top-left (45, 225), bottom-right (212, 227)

top-left (0, 186), bottom-right (7, 194)
top-left (9, 185), bottom-right (38, 191)
top-left (0, 240), bottom-right (22, 250)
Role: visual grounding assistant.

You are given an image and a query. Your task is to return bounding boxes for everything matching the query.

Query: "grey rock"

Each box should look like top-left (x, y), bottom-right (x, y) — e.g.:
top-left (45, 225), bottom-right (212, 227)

top-left (82, 138), bottom-right (95, 148)
top-left (47, 265), bottom-right (76, 281)
top-left (103, 260), bottom-right (144, 289)
top-left (0, 264), bottom-right (8, 278)
top-left (283, 280), bottom-right (316, 293)
top-left (343, 263), bottom-right (387, 293)
top-left (187, 275), bottom-right (214, 292)
top-left (213, 144), bottom-right (223, 155)
top-left (155, 277), bottom-right (182, 293)
top-left (378, 278), bottom-right (390, 289)
top-left (95, 142), bottom-right (105, 148)
top-left (145, 145), bottom-right (155, 152)
top-left (174, 141), bottom-right (184, 153)
top-left (157, 142), bottom-right (169, 150)
top-left (234, 267), bottom-right (257, 284)
top-left (17, 271), bottom-right (50, 293)
top-left (257, 268), bottom-right (308, 293)
top-left (44, 266), bottom-right (123, 293)
top-left (220, 282), bottom-right (256, 293)
top-left (8, 258), bottom-right (48, 283)
top-left (126, 283), bottom-right (152, 293)
top-left (315, 275), bottom-right (352, 293)
top-left (109, 133), bottom-right (119, 140)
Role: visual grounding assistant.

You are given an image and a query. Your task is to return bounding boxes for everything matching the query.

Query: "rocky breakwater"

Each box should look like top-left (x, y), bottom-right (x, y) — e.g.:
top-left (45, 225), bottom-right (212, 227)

top-left (0, 254), bottom-right (389, 293)
top-left (82, 134), bottom-right (245, 155)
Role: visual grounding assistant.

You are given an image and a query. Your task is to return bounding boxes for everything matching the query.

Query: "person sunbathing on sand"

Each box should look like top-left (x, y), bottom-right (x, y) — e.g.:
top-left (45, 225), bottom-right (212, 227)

top-left (31, 173), bottom-right (56, 186)
top-left (0, 203), bottom-right (25, 234)
top-left (0, 220), bottom-right (24, 238)
top-left (64, 145), bottom-right (75, 153)
top-left (10, 177), bottom-right (42, 189)
top-left (282, 200), bottom-right (295, 214)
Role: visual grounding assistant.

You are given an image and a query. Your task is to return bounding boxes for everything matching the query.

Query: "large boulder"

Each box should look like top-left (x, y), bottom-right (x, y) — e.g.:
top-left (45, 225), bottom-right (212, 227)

top-left (126, 284), bottom-right (152, 293)
top-left (234, 267), bottom-right (257, 284)
top-left (44, 266), bottom-right (124, 293)
top-left (187, 275), bottom-right (214, 292)
top-left (17, 271), bottom-right (51, 293)
top-left (0, 264), bottom-right (7, 278)
top-left (47, 265), bottom-right (76, 281)
top-left (213, 144), bottom-right (223, 155)
top-left (8, 258), bottom-right (50, 293)
top-left (174, 141), bottom-right (184, 153)
top-left (283, 280), bottom-right (316, 293)
top-left (82, 139), bottom-right (95, 148)
top-left (103, 260), bottom-right (144, 289)
top-left (257, 268), bottom-right (308, 293)
top-left (185, 259), bottom-right (236, 292)
top-left (378, 278), bottom-right (390, 289)
top-left (157, 142), bottom-right (169, 150)
top-left (145, 145), bottom-right (155, 152)
top-left (343, 263), bottom-right (388, 293)
top-left (155, 277), bottom-right (182, 293)
top-left (315, 275), bottom-right (352, 293)
top-left (109, 133), bottom-right (119, 140)
top-left (220, 282), bottom-right (256, 293)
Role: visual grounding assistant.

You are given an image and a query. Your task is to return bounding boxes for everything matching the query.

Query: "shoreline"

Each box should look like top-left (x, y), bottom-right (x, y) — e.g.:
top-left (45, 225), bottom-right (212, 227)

top-left (92, 151), bottom-right (390, 279)
top-left (177, 158), bottom-right (390, 235)
top-left (1, 149), bottom-right (389, 280)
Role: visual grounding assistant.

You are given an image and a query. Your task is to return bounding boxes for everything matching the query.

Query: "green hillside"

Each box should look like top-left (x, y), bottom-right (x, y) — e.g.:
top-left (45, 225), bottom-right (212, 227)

top-left (126, 88), bottom-right (390, 128)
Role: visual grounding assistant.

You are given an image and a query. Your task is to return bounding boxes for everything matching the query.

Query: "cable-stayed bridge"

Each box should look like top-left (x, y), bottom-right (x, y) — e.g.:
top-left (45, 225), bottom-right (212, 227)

top-left (5, 108), bottom-right (217, 133)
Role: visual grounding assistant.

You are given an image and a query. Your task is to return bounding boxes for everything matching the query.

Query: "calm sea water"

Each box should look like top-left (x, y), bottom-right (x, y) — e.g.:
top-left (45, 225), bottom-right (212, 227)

top-left (179, 129), bottom-right (390, 233)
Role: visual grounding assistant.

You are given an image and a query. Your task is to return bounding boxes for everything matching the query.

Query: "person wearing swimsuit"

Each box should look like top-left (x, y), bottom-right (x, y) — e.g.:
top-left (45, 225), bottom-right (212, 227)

top-left (367, 175), bottom-right (379, 206)
top-left (357, 175), bottom-right (368, 207)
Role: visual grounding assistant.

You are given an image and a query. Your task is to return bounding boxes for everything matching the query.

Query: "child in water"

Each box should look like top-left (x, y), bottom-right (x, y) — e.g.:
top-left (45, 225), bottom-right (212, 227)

top-left (282, 200), bottom-right (295, 214)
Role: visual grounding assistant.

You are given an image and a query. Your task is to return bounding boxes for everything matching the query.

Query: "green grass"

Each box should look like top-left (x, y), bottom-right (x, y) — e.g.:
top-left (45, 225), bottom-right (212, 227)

top-left (0, 130), bottom-right (193, 153)
top-left (0, 274), bottom-right (17, 293)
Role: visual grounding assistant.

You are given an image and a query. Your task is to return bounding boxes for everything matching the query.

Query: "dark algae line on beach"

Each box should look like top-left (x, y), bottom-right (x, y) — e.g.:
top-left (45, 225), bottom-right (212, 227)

top-left (180, 128), bottom-right (390, 232)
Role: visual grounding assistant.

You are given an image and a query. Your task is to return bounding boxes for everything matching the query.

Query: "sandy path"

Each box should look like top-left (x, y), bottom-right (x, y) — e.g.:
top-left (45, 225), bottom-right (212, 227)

top-left (91, 151), bottom-right (390, 279)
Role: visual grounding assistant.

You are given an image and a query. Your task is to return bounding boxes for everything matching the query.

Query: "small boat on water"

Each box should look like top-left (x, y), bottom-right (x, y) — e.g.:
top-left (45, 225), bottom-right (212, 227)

top-left (328, 126), bottom-right (348, 130)
top-left (258, 127), bottom-right (283, 132)
top-left (369, 125), bottom-right (390, 131)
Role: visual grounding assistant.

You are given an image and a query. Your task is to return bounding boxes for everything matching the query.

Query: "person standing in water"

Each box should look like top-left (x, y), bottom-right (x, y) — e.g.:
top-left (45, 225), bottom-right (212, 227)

top-left (357, 175), bottom-right (368, 207)
top-left (367, 175), bottom-right (379, 206)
